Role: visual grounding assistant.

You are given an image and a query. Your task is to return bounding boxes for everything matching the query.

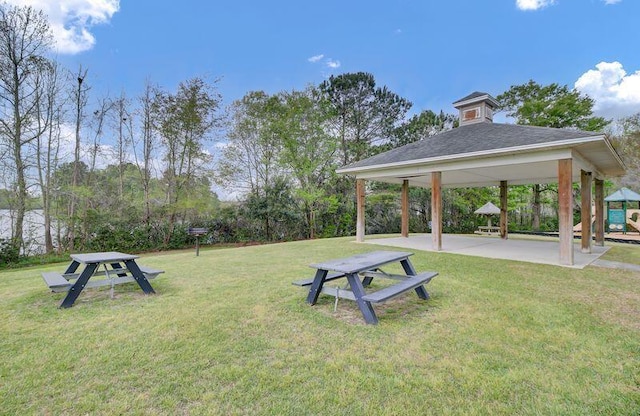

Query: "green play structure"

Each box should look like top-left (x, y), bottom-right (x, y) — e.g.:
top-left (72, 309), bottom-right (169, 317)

top-left (605, 187), bottom-right (640, 233)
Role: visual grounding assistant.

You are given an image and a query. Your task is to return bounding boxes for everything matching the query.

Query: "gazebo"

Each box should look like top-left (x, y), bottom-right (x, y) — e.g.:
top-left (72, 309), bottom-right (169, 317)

top-left (474, 201), bottom-right (501, 232)
top-left (337, 92), bottom-right (626, 266)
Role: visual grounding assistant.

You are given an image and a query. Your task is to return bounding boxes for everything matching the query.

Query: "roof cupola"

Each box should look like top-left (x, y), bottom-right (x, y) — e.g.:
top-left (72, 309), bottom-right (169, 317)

top-left (453, 92), bottom-right (500, 126)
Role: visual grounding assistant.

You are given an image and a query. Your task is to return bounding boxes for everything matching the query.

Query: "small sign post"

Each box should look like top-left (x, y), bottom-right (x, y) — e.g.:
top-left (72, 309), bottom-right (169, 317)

top-left (188, 228), bottom-right (208, 256)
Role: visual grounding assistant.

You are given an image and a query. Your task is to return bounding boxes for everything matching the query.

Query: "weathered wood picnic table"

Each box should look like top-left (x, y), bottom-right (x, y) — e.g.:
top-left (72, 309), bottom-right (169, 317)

top-left (41, 251), bottom-right (163, 308)
top-left (294, 250), bottom-right (437, 324)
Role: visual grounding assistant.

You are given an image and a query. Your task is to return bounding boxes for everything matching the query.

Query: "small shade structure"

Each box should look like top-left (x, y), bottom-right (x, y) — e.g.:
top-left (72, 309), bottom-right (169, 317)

top-left (474, 202), bottom-right (501, 227)
top-left (604, 187), bottom-right (640, 233)
top-left (604, 187), bottom-right (640, 202)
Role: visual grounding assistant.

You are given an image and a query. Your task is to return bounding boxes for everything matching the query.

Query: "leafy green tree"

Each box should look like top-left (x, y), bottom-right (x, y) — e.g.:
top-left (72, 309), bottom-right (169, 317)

top-left (497, 80), bottom-right (608, 131)
top-left (389, 109), bottom-right (457, 149)
top-left (320, 72), bottom-right (412, 165)
top-left (51, 161), bottom-right (89, 250)
top-left (612, 113), bottom-right (640, 189)
top-left (318, 73), bottom-right (412, 237)
top-left (153, 77), bottom-right (223, 245)
top-left (243, 177), bottom-right (301, 241)
top-left (274, 86), bottom-right (338, 238)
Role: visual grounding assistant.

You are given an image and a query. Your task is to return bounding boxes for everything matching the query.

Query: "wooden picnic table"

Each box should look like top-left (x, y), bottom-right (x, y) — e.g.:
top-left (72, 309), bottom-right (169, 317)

top-left (41, 251), bottom-right (163, 308)
top-left (294, 250), bottom-right (437, 324)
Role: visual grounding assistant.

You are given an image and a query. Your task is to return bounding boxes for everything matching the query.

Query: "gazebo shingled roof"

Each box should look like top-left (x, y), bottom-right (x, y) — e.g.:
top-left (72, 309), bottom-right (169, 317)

top-left (338, 122), bottom-right (624, 187)
top-left (343, 123), bottom-right (602, 170)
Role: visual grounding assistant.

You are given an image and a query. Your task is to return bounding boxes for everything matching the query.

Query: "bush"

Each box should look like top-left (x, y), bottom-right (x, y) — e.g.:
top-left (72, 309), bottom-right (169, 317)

top-left (0, 238), bottom-right (19, 264)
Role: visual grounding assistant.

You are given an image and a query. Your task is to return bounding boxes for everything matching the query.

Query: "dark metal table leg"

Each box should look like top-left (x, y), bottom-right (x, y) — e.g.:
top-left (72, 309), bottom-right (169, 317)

top-left (347, 273), bottom-right (378, 325)
top-left (64, 260), bottom-right (80, 274)
top-left (110, 262), bottom-right (128, 277)
top-left (125, 260), bottom-right (155, 294)
top-left (401, 259), bottom-right (429, 300)
top-left (60, 263), bottom-right (98, 308)
top-left (306, 269), bottom-right (327, 305)
top-left (361, 269), bottom-right (375, 287)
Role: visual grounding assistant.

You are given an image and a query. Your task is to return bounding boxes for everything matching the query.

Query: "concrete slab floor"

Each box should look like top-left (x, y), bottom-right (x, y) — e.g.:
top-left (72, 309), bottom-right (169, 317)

top-left (364, 234), bottom-right (610, 269)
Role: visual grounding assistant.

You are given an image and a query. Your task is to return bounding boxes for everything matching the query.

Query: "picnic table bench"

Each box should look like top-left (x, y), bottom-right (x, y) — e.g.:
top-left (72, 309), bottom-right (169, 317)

top-left (42, 252), bottom-right (164, 308)
top-left (474, 225), bottom-right (500, 235)
top-left (294, 250), bottom-right (437, 324)
top-left (42, 265), bottom-right (164, 293)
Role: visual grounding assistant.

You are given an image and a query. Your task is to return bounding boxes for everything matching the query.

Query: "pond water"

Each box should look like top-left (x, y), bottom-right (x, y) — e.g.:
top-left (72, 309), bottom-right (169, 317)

top-left (0, 209), bottom-right (47, 254)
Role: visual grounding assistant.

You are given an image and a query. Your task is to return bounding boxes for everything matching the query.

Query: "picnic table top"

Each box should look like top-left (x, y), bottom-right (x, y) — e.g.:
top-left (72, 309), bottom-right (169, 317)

top-left (70, 251), bottom-right (139, 264)
top-left (309, 250), bottom-right (413, 274)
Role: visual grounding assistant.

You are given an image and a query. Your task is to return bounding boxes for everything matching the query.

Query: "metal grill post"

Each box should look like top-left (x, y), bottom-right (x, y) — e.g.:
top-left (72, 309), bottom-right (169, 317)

top-left (188, 227), bottom-right (208, 256)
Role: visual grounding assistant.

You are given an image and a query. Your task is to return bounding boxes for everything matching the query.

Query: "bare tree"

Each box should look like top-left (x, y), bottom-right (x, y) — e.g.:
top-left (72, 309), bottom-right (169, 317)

top-left (0, 4), bottom-right (53, 252)
top-left (34, 60), bottom-right (66, 254)
top-left (66, 65), bottom-right (89, 251)
top-left (134, 80), bottom-right (158, 225)
top-left (111, 92), bottom-right (133, 210)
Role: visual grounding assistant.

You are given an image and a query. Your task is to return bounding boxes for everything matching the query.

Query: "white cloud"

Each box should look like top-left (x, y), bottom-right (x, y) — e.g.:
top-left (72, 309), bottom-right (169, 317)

top-left (575, 61), bottom-right (640, 120)
top-left (308, 54), bottom-right (324, 63)
top-left (4, 0), bottom-right (120, 54)
top-left (516, 0), bottom-right (555, 11)
top-left (309, 54), bottom-right (342, 72)
top-left (603, 0), bottom-right (621, 4)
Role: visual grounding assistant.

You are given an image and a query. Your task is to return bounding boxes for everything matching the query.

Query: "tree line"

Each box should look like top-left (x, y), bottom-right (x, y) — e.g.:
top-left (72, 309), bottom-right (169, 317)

top-left (0, 4), bottom-right (638, 263)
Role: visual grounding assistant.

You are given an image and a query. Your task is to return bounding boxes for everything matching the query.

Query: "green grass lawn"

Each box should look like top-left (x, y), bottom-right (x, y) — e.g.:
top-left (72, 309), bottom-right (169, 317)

top-left (1, 237), bottom-right (639, 415)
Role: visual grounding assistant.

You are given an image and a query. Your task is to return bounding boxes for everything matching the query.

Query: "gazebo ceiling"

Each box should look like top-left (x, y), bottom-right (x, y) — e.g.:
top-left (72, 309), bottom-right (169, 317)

top-left (337, 122), bottom-right (625, 189)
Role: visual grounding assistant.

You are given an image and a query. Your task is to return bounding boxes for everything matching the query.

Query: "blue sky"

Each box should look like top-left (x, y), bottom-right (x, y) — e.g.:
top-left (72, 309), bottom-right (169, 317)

top-left (11, 0), bottom-right (640, 121)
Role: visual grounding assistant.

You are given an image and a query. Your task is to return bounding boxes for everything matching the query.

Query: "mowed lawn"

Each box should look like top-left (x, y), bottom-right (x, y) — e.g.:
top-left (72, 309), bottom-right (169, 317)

top-left (1, 237), bottom-right (639, 415)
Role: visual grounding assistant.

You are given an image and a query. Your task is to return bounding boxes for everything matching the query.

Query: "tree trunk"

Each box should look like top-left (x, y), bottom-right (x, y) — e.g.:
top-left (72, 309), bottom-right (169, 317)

top-left (12, 145), bottom-right (26, 253)
top-left (532, 184), bottom-right (541, 231)
top-left (68, 69), bottom-right (87, 251)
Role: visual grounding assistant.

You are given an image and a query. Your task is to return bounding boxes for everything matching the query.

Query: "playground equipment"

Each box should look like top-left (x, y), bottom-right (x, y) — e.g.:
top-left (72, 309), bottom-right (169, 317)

top-left (627, 210), bottom-right (640, 232)
top-left (573, 207), bottom-right (595, 232)
top-left (605, 187), bottom-right (640, 233)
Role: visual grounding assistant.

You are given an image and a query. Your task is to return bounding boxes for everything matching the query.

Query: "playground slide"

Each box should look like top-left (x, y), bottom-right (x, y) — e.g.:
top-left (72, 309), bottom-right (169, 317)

top-left (628, 209), bottom-right (640, 232)
top-left (573, 216), bottom-right (595, 232)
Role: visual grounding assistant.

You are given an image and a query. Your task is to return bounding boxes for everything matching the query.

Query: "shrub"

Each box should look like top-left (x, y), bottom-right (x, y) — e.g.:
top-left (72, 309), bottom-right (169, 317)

top-left (0, 238), bottom-right (19, 264)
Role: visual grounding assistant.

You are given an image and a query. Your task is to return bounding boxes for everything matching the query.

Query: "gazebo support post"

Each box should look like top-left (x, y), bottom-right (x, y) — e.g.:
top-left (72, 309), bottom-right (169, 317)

top-left (500, 181), bottom-right (508, 240)
top-left (356, 179), bottom-right (365, 242)
top-left (401, 180), bottom-right (409, 237)
top-left (431, 172), bottom-right (442, 251)
top-left (581, 170), bottom-right (592, 253)
top-left (594, 179), bottom-right (605, 246)
top-left (558, 159), bottom-right (574, 265)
